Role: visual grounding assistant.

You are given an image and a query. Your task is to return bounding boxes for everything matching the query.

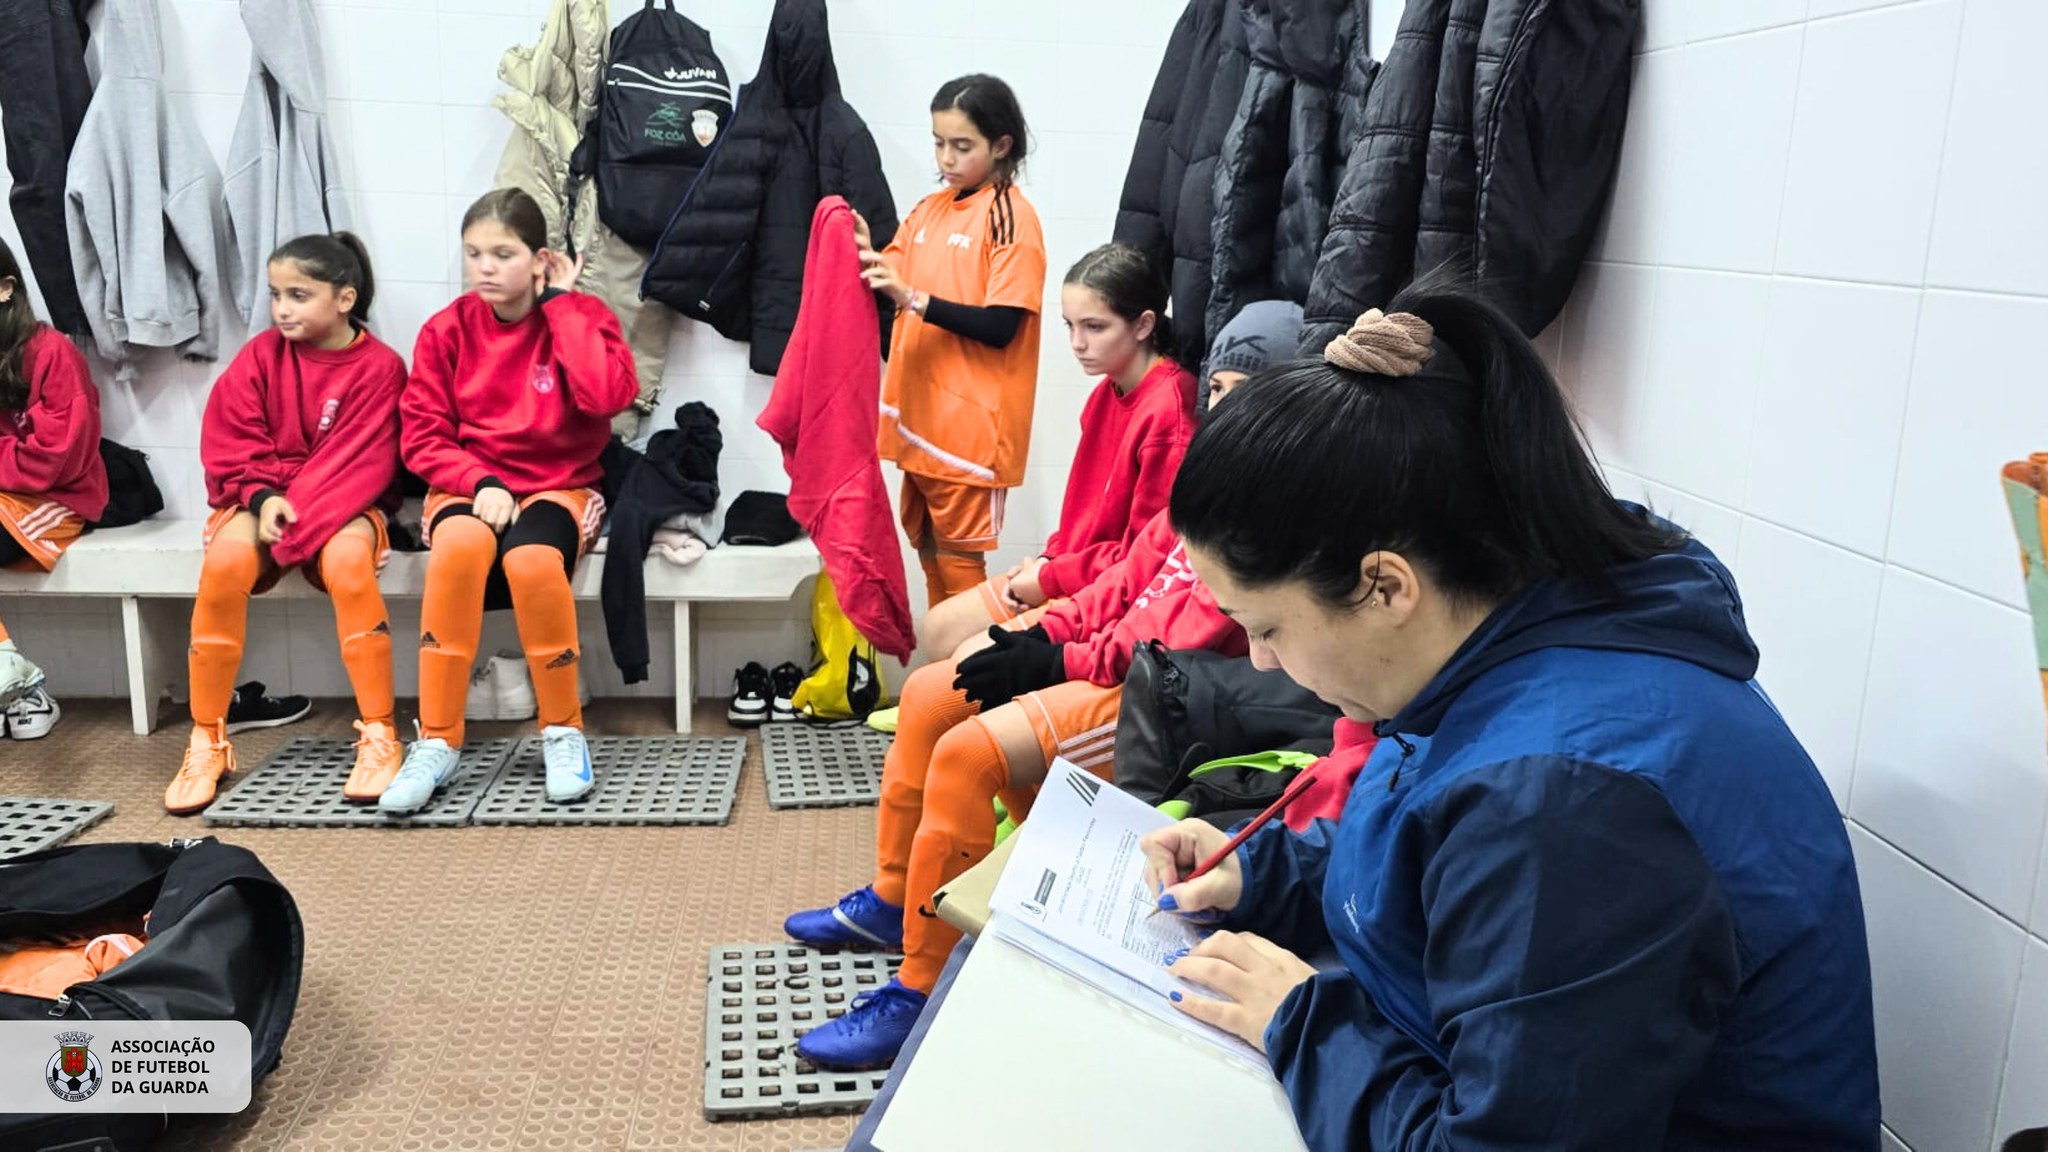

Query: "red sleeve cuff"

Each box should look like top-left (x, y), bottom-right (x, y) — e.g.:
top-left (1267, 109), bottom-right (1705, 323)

top-left (1037, 557), bottom-right (1073, 600)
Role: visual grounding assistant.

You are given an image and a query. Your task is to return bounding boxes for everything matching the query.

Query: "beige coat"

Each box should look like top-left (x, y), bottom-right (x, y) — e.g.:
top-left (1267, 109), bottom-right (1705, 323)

top-left (493, 0), bottom-right (673, 438)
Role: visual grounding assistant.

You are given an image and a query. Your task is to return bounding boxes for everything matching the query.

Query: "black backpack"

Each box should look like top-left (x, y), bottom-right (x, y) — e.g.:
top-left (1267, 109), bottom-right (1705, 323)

top-left (574, 0), bottom-right (733, 249)
top-left (1113, 642), bottom-right (1340, 820)
top-left (0, 838), bottom-right (303, 1151)
top-left (93, 439), bottom-right (163, 529)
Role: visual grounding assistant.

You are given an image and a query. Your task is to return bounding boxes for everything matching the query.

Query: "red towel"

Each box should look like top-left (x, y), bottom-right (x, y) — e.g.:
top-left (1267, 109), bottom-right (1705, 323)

top-left (758, 197), bottom-right (915, 661)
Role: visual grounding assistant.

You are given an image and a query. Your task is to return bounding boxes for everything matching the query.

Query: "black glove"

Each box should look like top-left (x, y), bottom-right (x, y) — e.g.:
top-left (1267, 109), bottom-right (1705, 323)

top-left (953, 625), bottom-right (1065, 710)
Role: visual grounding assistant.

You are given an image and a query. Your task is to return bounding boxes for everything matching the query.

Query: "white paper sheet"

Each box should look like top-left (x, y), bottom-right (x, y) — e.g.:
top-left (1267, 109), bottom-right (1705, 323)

top-left (872, 932), bottom-right (1308, 1152)
top-left (988, 758), bottom-right (1263, 1065)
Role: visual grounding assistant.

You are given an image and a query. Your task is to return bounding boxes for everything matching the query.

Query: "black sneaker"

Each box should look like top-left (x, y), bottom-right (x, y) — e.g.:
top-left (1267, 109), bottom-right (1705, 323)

top-left (729, 663), bottom-right (772, 728)
top-left (224, 681), bottom-right (313, 734)
top-left (769, 662), bottom-right (804, 722)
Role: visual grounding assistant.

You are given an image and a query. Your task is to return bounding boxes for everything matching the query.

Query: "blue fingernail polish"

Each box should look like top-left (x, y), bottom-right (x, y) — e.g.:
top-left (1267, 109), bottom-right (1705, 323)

top-left (1157, 893), bottom-right (1179, 912)
top-left (1169, 991), bottom-right (1183, 1003)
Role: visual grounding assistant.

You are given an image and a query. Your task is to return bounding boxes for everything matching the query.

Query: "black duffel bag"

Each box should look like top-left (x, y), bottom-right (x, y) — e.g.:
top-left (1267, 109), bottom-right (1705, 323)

top-left (0, 837), bottom-right (303, 1151)
top-left (1113, 642), bottom-right (1340, 820)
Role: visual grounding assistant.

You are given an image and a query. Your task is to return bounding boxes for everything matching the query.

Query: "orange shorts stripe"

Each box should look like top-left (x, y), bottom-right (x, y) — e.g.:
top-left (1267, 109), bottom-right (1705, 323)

top-left (421, 487), bottom-right (605, 558)
top-left (203, 505), bottom-right (392, 595)
top-left (0, 491), bottom-right (86, 572)
top-left (1018, 681), bottom-right (1124, 773)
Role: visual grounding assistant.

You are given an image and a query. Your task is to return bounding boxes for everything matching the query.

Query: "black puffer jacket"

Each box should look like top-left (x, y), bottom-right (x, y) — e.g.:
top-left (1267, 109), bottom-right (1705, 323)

top-left (1301, 0), bottom-right (1639, 347)
top-left (1111, 0), bottom-right (1240, 369)
top-left (640, 0), bottom-right (897, 376)
top-left (1205, 0), bottom-right (1365, 348)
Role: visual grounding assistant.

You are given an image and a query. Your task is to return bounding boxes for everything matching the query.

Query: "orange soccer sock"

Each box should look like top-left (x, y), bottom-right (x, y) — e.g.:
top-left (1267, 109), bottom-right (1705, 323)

top-left (417, 516), bottom-right (496, 745)
top-left (873, 659), bottom-right (979, 908)
top-left (319, 532), bottom-right (394, 725)
top-left (504, 543), bottom-right (583, 730)
top-left (898, 718), bottom-right (1010, 992)
top-left (188, 536), bottom-right (260, 726)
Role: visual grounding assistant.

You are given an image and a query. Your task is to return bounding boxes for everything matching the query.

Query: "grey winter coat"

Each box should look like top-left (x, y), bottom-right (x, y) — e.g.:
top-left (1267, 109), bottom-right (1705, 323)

top-left (223, 0), bottom-right (351, 340)
top-left (66, 0), bottom-right (236, 366)
top-left (494, 0), bottom-right (674, 439)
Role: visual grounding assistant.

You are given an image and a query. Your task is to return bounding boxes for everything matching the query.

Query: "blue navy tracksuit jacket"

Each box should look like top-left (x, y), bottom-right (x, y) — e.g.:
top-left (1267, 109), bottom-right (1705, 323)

top-left (1231, 532), bottom-right (1880, 1150)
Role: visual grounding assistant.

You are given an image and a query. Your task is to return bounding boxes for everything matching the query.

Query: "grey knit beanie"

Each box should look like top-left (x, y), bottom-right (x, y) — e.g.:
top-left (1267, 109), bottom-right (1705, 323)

top-left (1201, 299), bottom-right (1306, 383)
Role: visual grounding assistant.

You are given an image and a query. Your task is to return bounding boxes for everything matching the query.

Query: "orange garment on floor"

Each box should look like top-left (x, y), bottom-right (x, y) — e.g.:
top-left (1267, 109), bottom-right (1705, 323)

top-left (0, 933), bottom-right (145, 999)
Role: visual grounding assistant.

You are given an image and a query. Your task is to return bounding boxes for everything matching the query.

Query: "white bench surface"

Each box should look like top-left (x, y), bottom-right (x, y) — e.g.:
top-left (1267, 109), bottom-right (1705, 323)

top-left (0, 519), bottom-right (820, 600)
top-left (0, 520), bottom-right (821, 735)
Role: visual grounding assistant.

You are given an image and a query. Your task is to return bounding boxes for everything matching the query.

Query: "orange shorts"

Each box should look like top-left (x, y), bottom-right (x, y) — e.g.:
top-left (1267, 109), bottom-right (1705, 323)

top-left (421, 487), bottom-right (605, 558)
top-left (0, 491), bottom-right (86, 572)
top-left (901, 473), bottom-right (1005, 553)
top-left (204, 506), bottom-right (392, 595)
top-left (1016, 680), bottom-right (1123, 778)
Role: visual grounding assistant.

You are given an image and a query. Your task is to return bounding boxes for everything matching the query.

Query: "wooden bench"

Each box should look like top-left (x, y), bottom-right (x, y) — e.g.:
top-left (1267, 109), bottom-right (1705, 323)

top-left (0, 520), bottom-right (820, 736)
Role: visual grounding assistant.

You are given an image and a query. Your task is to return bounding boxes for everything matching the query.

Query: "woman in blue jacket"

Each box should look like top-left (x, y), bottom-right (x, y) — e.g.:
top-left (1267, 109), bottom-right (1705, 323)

top-left (1142, 278), bottom-right (1880, 1150)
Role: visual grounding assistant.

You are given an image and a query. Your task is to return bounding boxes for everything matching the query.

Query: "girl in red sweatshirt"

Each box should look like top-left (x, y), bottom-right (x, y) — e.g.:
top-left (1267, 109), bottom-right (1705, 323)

top-left (381, 189), bottom-right (638, 816)
top-left (165, 233), bottom-right (406, 814)
top-left (0, 237), bottom-right (108, 738)
top-left (918, 242), bottom-right (1195, 661)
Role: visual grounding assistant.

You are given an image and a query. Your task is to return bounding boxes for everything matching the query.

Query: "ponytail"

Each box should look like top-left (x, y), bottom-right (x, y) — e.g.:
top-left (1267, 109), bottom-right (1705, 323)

top-left (1390, 276), bottom-right (1674, 591)
top-left (1171, 266), bottom-right (1682, 609)
top-left (331, 232), bottom-right (376, 324)
top-left (269, 231), bottom-right (377, 326)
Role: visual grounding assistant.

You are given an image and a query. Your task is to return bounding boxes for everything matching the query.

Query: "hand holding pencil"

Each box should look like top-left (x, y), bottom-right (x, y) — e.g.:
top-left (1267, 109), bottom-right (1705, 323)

top-left (1139, 816), bottom-right (1248, 921)
top-left (1140, 768), bottom-right (1322, 921)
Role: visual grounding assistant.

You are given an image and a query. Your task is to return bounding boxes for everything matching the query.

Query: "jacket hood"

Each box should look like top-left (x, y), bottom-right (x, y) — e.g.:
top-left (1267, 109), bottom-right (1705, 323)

top-left (242, 0), bottom-right (331, 110)
top-left (1381, 508), bottom-right (1759, 740)
top-left (763, 0), bottom-right (840, 106)
top-left (102, 0), bottom-right (167, 81)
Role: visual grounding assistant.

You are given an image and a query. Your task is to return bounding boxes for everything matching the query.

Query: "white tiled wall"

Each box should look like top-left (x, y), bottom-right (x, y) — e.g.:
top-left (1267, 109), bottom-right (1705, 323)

top-left (1561, 1), bottom-right (2048, 1147)
top-left (0, 0), bottom-right (1181, 700)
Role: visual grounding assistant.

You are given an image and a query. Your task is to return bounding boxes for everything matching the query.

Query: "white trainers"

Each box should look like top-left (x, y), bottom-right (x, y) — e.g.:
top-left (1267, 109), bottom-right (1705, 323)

top-left (0, 640), bottom-right (45, 711)
top-left (4, 688), bottom-right (60, 740)
top-left (465, 651), bottom-right (537, 722)
top-left (541, 724), bottom-right (595, 803)
top-left (379, 738), bottom-right (461, 815)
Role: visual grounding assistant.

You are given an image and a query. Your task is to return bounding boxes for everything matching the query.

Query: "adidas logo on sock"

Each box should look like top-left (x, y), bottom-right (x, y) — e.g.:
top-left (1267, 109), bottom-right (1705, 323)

top-left (545, 649), bottom-right (578, 670)
top-left (419, 632), bottom-right (441, 649)
top-left (372, 621), bottom-right (391, 635)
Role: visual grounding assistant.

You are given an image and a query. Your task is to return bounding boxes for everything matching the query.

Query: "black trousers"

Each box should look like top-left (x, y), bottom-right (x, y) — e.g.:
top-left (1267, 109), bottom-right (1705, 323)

top-left (0, 0), bottom-right (93, 335)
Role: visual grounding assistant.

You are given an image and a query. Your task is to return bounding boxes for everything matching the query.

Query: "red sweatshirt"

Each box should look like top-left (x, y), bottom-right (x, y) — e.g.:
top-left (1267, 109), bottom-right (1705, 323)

top-left (1038, 358), bottom-right (1196, 598)
top-left (401, 291), bottom-right (638, 497)
top-left (1037, 508), bottom-right (1247, 687)
top-left (202, 327), bottom-right (406, 569)
top-left (1283, 718), bottom-right (1380, 832)
top-left (0, 326), bottom-right (107, 521)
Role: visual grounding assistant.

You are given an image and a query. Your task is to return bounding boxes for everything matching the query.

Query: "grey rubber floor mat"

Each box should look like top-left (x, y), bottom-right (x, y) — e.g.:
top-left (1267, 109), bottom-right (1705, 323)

top-left (470, 735), bottom-right (745, 825)
top-left (760, 725), bottom-right (892, 809)
top-left (201, 737), bottom-right (516, 827)
top-left (703, 943), bottom-right (902, 1121)
top-left (0, 796), bottom-right (113, 858)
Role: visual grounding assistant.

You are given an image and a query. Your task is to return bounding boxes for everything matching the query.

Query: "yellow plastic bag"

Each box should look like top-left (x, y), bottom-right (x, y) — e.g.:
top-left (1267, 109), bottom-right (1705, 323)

top-left (791, 571), bottom-right (889, 721)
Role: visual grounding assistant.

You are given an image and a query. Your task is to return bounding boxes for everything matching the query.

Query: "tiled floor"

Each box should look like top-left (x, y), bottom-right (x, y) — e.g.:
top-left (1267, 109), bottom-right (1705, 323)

top-left (0, 699), bottom-right (869, 1151)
